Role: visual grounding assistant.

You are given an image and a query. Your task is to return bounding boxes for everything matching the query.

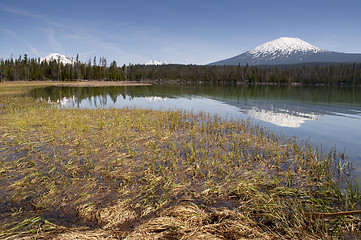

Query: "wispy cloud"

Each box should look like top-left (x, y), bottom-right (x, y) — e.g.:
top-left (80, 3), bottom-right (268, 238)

top-left (1, 5), bottom-right (135, 56)
top-left (0, 4), bottom-right (71, 30)
top-left (0, 5), bottom-right (42, 20)
top-left (0, 4), bottom-right (202, 64)
top-left (0, 26), bottom-right (40, 56)
top-left (43, 28), bottom-right (63, 53)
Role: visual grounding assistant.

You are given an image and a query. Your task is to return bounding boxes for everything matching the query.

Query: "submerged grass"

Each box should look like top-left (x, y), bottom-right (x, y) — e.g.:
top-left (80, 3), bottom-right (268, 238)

top-left (0, 82), bottom-right (361, 239)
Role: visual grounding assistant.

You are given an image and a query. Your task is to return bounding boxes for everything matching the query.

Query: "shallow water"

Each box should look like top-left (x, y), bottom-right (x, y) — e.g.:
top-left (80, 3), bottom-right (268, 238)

top-left (30, 84), bottom-right (361, 176)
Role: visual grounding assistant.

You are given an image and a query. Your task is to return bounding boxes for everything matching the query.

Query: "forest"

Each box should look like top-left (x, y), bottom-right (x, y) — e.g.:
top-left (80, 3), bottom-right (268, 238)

top-left (1, 54), bottom-right (361, 85)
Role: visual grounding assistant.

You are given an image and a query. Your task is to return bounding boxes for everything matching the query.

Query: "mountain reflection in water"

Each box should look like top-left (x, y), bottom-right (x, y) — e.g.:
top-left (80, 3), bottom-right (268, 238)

top-left (248, 107), bottom-right (318, 128)
top-left (30, 84), bottom-right (361, 175)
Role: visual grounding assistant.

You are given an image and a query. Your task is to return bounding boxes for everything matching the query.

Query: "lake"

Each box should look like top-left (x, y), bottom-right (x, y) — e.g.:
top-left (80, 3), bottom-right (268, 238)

top-left (30, 84), bottom-right (361, 176)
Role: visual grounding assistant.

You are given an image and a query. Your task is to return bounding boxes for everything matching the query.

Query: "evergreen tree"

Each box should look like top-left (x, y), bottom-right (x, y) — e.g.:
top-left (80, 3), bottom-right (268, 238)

top-left (0, 54), bottom-right (360, 85)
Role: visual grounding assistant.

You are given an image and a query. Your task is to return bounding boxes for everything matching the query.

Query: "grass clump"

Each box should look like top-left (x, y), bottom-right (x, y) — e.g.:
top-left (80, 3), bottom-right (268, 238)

top-left (0, 82), bottom-right (360, 239)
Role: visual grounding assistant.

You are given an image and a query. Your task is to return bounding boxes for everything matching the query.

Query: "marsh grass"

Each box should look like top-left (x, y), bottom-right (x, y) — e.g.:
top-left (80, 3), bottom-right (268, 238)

top-left (0, 82), bottom-right (360, 239)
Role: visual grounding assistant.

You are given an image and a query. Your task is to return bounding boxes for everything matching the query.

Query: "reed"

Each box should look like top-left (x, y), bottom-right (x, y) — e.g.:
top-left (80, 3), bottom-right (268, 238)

top-left (0, 82), bottom-right (360, 239)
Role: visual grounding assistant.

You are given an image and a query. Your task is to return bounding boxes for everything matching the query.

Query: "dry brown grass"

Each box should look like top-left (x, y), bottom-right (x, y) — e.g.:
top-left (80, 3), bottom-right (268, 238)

top-left (1, 82), bottom-right (360, 239)
top-left (19, 203), bottom-right (275, 240)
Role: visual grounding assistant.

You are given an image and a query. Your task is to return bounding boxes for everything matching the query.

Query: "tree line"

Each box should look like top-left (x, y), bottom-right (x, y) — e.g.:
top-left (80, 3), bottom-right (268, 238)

top-left (1, 55), bottom-right (360, 85)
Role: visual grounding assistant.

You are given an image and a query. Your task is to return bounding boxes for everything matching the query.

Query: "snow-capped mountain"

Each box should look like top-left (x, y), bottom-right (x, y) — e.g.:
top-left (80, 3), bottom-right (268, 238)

top-left (209, 37), bottom-right (361, 66)
top-left (248, 37), bottom-right (325, 57)
top-left (41, 53), bottom-right (74, 65)
top-left (145, 60), bottom-right (168, 65)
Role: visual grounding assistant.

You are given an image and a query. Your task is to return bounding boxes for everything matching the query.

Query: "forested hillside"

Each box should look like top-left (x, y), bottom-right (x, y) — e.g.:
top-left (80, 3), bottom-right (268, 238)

top-left (1, 55), bottom-right (360, 85)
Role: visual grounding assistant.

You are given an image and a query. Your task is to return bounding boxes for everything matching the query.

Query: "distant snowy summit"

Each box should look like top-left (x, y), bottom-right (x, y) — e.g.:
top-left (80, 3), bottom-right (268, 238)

top-left (249, 37), bottom-right (325, 56)
top-left (145, 60), bottom-right (169, 65)
top-left (41, 53), bottom-right (75, 65)
top-left (209, 37), bottom-right (361, 66)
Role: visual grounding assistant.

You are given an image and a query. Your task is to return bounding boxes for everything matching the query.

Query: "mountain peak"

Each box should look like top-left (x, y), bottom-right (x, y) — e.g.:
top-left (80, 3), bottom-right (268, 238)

top-left (248, 37), bottom-right (325, 56)
top-left (145, 60), bottom-right (168, 65)
top-left (41, 53), bottom-right (74, 65)
top-left (208, 37), bottom-right (361, 66)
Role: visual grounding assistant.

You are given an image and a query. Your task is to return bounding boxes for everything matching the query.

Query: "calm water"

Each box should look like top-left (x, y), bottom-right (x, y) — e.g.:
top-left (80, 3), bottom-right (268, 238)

top-left (30, 84), bottom-right (361, 175)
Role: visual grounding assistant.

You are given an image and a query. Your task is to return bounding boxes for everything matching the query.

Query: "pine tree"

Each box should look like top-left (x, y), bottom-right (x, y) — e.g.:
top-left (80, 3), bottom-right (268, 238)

top-left (75, 54), bottom-right (80, 80)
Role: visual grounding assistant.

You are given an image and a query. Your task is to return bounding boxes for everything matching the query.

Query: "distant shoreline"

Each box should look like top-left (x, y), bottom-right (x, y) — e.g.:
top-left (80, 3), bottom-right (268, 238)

top-left (0, 80), bottom-right (151, 87)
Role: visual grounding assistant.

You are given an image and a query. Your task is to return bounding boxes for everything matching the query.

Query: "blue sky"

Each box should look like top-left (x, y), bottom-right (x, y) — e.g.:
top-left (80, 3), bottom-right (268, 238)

top-left (1, 0), bottom-right (361, 65)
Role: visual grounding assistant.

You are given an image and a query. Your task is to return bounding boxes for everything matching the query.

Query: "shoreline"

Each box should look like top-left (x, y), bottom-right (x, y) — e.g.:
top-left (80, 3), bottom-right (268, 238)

top-left (0, 80), bottom-right (151, 87)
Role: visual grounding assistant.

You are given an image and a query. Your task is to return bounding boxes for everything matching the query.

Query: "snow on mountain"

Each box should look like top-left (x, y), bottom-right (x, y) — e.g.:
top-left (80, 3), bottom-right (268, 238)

top-left (248, 37), bottom-right (325, 57)
top-left (145, 60), bottom-right (168, 65)
top-left (209, 37), bottom-right (361, 66)
top-left (41, 53), bottom-right (75, 65)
